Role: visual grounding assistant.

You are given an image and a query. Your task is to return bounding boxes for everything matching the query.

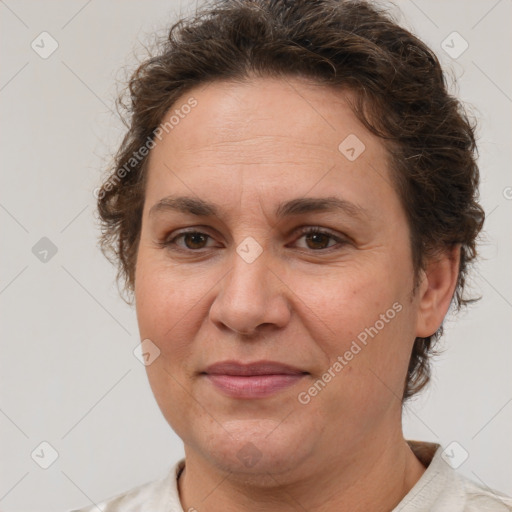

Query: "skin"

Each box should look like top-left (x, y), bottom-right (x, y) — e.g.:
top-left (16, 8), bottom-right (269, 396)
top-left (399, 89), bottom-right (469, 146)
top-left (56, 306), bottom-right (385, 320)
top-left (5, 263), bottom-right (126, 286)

top-left (134, 76), bottom-right (460, 511)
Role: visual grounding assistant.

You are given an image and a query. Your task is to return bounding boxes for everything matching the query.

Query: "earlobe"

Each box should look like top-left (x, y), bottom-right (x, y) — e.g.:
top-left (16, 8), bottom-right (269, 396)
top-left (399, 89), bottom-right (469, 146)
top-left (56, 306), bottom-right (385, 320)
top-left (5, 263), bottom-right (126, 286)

top-left (415, 245), bottom-right (461, 338)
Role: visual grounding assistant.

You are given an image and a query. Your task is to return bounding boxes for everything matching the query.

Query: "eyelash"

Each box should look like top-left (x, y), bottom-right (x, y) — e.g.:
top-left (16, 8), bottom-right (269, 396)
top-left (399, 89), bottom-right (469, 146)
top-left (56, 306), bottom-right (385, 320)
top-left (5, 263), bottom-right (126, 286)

top-left (160, 226), bottom-right (348, 253)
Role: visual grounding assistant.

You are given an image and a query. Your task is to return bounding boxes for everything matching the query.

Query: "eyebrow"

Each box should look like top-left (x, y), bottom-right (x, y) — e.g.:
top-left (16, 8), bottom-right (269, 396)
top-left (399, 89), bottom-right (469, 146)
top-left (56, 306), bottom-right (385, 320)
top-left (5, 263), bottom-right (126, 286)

top-left (149, 195), bottom-right (369, 221)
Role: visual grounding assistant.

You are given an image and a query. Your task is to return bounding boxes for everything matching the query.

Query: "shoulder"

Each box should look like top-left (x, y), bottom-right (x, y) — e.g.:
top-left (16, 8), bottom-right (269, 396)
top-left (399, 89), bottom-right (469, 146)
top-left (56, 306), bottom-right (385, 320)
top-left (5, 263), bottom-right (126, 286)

top-left (69, 460), bottom-right (185, 512)
top-left (457, 474), bottom-right (512, 511)
top-left (400, 441), bottom-right (512, 512)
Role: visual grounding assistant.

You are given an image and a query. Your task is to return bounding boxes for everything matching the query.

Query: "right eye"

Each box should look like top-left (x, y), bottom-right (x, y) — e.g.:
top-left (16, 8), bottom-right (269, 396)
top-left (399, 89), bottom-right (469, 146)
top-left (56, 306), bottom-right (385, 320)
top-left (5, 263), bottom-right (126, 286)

top-left (164, 230), bottom-right (217, 251)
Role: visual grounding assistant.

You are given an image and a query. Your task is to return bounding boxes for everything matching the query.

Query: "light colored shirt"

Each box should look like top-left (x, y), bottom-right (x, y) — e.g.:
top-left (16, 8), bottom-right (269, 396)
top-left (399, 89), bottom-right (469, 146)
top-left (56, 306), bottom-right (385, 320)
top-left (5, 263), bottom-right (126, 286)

top-left (71, 441), bottom-right (512, 511)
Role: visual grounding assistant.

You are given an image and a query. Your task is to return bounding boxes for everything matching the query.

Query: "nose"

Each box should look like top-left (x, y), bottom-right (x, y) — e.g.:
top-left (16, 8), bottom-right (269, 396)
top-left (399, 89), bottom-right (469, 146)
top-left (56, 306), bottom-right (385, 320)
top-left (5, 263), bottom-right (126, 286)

top-left (209, 246), bottom-right (291, 337)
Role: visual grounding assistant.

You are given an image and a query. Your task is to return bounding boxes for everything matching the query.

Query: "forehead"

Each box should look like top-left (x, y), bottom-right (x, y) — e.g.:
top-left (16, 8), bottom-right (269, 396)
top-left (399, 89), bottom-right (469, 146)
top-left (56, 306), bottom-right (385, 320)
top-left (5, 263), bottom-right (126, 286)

top-left (158, 77), bottom-right (384, 157)
top-left (144, 76), bottom-right (397, 216)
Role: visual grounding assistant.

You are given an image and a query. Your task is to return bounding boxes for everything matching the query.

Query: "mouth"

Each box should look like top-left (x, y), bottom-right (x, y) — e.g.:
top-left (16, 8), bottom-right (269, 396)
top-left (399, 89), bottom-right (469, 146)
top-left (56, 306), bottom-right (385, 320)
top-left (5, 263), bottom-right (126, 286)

top-left (201, 360), bottom-right (309, 399)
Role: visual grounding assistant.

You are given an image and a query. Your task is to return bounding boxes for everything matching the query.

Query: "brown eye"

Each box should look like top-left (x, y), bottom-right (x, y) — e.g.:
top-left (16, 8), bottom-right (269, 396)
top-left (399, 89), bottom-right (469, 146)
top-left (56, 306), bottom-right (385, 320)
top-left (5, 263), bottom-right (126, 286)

top-left (162, 230), bottom-right (215, 251)
top-left (294, 227), bottom-right (345, 251)
top-left (304, 231), bottom-right (332, 250)
top-left (180, 232), bottom-right (209, 249)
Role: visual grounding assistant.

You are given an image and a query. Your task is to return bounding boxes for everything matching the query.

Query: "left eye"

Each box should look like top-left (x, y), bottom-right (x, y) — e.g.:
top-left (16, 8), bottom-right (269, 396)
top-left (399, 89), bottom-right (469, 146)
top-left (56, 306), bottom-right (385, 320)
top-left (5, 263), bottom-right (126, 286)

top-left (293, 228), bottom-right (343, 250)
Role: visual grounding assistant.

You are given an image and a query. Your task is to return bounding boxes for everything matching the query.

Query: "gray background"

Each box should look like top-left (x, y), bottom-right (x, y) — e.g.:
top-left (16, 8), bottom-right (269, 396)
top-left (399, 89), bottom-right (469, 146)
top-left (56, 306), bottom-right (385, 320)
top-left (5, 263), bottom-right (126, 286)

top-left (0, 1), bottom-right (511, 510)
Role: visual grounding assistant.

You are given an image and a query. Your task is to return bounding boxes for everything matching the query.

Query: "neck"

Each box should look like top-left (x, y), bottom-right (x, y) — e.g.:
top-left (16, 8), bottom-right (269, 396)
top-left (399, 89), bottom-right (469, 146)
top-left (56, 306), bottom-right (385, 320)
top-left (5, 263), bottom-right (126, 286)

top-left (178, 433), bottom-right (426, 512)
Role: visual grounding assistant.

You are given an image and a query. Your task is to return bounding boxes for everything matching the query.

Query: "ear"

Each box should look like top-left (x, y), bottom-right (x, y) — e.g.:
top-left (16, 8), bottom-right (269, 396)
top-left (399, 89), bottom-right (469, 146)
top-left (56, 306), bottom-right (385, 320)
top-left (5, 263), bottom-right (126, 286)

top-left (415, 245), bottom-right (461, 338)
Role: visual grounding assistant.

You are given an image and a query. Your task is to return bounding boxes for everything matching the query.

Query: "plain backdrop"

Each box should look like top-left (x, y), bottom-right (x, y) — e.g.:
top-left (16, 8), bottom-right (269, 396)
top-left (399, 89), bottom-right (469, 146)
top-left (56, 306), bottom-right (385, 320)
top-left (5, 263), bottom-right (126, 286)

top-left (0, 1), bottom-right (511, 510)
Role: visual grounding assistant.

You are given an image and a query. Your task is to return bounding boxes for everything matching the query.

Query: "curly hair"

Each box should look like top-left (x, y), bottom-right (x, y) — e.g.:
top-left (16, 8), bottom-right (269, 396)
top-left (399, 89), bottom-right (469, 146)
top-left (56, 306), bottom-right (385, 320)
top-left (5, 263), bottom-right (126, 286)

top-left (97, 0), bottom-right (484, 401)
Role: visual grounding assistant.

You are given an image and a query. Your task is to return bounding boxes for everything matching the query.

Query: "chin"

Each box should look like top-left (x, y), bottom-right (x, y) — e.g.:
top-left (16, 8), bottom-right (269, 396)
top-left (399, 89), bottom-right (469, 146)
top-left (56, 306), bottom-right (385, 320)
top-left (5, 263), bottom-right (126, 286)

top-left (188, 417), bottom-right (318, 479)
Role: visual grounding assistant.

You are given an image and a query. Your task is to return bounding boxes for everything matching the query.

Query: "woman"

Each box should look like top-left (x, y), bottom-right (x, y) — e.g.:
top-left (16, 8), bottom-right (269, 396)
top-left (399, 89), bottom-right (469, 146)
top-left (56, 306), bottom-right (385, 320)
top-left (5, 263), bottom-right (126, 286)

top-left (74, 0), bottom-right (511, 510)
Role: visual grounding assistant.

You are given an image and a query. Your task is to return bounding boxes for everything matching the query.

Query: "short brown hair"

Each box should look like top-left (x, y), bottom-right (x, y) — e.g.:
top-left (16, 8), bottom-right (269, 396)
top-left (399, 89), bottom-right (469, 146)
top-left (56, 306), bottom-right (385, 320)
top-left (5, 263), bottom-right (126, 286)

top-left (97, 0), bottom-right (484, 401)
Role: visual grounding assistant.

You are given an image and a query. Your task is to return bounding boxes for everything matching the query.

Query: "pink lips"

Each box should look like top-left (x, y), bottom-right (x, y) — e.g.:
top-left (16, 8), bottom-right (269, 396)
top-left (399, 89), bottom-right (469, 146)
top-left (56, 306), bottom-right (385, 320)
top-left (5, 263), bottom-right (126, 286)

top-left (203, 361), bottom-right (308, 399)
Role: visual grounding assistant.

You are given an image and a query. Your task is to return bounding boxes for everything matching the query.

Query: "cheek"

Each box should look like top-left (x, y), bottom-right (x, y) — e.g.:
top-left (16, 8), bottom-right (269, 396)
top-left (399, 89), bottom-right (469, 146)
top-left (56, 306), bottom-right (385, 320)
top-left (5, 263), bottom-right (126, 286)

top-left (289, 258), bottom-right (407, 343)
top-left (134, 253), bottom-right (207, 433)
top-left (135, 256), bottom-right (196, 376)
top-left (291, 262), bottom-right (415, 411)
top-left (135, 247), bottom-right (206, 336)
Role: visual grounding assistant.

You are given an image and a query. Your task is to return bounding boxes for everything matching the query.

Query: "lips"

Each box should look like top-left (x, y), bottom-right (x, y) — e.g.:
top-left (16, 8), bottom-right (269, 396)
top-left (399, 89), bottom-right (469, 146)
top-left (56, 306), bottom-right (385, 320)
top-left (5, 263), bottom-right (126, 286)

top-left (204, 360), bottom-right (306, 376)
top-left (202, 360), bottom-right (308, 399)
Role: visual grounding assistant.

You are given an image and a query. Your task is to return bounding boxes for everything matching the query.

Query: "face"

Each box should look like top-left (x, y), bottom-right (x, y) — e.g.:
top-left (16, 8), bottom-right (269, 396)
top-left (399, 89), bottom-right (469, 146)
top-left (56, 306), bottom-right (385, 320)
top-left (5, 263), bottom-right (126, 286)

top-left (134, 77), bottom-right (439, 479)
